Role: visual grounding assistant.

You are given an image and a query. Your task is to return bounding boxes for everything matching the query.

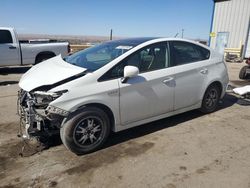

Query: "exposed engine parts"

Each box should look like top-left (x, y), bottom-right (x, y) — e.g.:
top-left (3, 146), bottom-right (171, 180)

top-left (17, 89), bottom-right (66, 139)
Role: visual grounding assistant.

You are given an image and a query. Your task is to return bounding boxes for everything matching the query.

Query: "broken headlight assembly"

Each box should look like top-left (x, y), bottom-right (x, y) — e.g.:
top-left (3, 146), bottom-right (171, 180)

top-left (33, 90), bottom-right (68, 106)
top-left (34, 89), bottom-right (69, 116)
top-left (17, 89), bottom-right (68, 139)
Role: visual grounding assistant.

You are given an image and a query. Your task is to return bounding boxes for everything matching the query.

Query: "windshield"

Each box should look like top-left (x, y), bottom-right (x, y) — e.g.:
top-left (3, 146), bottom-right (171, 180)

top-left (64, 41), bottom-right (136, 72)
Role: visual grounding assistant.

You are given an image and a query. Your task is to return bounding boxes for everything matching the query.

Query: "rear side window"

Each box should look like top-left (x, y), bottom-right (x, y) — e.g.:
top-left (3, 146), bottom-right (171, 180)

top-left (170, 41), bottom-right (210, 66)
top-left (196, 45), bottom-right (210, 60)
top-left (0, 30), bottom-right (13, 44)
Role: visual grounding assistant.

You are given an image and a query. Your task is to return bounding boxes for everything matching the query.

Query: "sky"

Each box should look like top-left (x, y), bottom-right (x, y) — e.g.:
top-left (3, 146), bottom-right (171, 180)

top-left (1, 0), bottom-right (214, 40)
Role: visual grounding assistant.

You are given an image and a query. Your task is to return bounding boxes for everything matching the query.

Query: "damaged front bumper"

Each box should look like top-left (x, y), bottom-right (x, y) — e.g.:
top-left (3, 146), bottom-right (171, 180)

top-left (17, 89), bottom-right (68, 139)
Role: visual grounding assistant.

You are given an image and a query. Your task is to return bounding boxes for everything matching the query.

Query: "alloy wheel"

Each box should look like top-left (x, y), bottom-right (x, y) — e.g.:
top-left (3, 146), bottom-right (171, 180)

top-left (205, 88), bottom-right (218, 108)
top-left (73, 116), bottom-right (103, 148)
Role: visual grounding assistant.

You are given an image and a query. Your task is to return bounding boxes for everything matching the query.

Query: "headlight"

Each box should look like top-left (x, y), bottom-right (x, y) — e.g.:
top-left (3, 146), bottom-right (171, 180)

top-left (33, 90), bottom-right (68, 105)
top-left (46, 105), bottom-right (69, 116)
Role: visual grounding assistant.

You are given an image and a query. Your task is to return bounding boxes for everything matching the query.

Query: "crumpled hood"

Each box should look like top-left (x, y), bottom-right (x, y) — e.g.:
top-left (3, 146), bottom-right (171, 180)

top-left (19, 55), bottom-right (86, 92)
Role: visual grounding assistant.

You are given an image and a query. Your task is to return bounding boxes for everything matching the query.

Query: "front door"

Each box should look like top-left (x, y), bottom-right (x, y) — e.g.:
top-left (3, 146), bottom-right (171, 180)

top-left (215, 32), bottom-right (229, 55)
top-left (118, 42), bottom-right (175, 124)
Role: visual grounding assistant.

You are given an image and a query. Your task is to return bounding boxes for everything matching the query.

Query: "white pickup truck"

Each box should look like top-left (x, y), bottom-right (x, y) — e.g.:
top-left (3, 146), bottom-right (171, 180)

top-left (0, 27), bottom-right (70, 66)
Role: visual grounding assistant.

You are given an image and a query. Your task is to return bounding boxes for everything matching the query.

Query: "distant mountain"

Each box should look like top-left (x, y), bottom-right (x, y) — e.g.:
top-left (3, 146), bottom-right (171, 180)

top-left (18, 34), bottom-right (121, 44)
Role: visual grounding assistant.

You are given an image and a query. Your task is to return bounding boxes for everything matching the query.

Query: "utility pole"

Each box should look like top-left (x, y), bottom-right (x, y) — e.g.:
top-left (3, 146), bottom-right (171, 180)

top-left (110, 29), bottom-right (113, 40)
top-left (181, 29), bottom-right (184, 38)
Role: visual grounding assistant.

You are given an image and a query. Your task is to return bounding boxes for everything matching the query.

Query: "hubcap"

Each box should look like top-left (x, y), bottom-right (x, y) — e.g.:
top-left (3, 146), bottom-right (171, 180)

top-left (73, 117), bottom-right (102, 147)
top-left (205, 89), bottom-right (218, 108)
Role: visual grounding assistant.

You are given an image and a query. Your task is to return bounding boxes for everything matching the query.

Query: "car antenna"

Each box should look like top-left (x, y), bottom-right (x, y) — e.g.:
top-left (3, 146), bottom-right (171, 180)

top-left (174, 33), bottom-right (179, 38)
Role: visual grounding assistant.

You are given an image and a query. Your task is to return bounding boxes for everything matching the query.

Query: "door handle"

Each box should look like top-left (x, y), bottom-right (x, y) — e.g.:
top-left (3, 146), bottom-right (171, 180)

top-left (163, 77), bottom-right (174, 84)
top-left (9, 46), bottom-right (17, 49)
top-left (200, 68), bottom-right (208, 74)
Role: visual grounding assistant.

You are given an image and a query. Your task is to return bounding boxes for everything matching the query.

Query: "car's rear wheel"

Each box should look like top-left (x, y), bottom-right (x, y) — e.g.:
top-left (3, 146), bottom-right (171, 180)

top-left (35, 53), bottom-right (55, 64)
top-left (200, 84), bottom-right (220, 113)
top-left (60, 107), bottom-right (110, 155)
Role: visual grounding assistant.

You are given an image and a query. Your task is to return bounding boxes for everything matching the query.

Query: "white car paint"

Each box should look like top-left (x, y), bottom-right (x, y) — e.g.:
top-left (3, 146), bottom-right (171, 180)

top-left (19, 55), bottom-right (86, 91)
top-left (233, 85), bottom-right (250, 95)
top-left (0, 27), bottom-right (69, 66)
top-left (119, 65), bottom-right (175, 124)
top-left (19, 38), bottom-right (229, 133)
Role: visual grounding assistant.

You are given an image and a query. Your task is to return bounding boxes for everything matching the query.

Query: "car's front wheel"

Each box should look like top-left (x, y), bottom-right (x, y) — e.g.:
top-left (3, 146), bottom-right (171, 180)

top-left (60, 107), bottom-right (111, 155)
top-left (200, 84), bottom-right (220, 113)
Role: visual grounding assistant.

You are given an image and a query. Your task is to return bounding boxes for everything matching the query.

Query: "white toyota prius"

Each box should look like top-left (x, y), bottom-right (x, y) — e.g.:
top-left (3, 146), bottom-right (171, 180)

top-left (18, 38), bottom-right (229, 154)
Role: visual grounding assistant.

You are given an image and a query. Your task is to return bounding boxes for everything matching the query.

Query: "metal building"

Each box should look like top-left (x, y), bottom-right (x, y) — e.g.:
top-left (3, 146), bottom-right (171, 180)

top-left (209, 0), bottom-right (250, 58)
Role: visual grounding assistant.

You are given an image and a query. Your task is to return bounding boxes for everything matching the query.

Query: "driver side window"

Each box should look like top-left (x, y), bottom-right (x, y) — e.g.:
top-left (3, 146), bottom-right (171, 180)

top-left (99, 42), bottom-right (169, 81)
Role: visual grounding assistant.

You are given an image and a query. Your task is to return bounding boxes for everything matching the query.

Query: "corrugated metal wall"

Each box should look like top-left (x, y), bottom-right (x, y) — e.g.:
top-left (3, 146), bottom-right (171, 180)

top-left (245, 28), bottom-right (250, 57)
top-left (210, 0), bottom-right (250, 50)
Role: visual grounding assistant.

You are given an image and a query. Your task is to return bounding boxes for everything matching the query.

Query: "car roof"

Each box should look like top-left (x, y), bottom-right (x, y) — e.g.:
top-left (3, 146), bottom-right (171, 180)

top-left (107, 37), bottom-right (209, 50)
top-left (111, 37), bottom-right (157, 45)
top-left (104, 37), bottom-right (158, 47)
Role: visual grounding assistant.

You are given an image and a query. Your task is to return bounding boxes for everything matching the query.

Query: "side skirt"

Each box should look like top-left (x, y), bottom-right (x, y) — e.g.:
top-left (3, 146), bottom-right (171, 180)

top-left (114, 102), bottom-right (201, 132)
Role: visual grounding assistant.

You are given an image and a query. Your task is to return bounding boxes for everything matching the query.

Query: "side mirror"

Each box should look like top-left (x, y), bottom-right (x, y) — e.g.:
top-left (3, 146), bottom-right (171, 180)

top-left (121, 66), bottom-right (139, 83)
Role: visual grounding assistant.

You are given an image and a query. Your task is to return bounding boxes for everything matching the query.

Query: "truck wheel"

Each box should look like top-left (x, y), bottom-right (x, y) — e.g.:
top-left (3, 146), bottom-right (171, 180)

top-left (200, 84), bottom-right (220, 113)
top-left (35, 54), bottom-right (55, 64)
top-left (239, 66), bottom-right (249, 80)
top-left (60, 107), bottom-right (110, 155)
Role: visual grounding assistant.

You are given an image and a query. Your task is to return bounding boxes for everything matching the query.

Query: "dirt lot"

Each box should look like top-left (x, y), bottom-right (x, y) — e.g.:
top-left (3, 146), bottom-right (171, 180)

top-left (0, 62), bottom-right (250, 188)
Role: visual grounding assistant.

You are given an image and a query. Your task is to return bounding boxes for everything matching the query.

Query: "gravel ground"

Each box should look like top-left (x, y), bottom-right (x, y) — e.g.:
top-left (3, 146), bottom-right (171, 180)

top-left (0, 62), bottom-right (249, 188)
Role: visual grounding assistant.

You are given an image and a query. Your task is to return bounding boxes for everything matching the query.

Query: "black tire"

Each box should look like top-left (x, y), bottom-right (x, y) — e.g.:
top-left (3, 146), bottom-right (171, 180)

top-left (239, 66), bottom-right (249, 80)
top-left (200, 84), bottom-right (220, 113)
top-left (35, 54), bottom-right (55, 64)
top-left (60, 107), bottom-right (110, 155)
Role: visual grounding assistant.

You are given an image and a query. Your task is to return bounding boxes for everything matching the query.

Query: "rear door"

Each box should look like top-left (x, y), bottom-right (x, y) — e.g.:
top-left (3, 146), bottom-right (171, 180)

top-left (169, 41), bottom-right (211, 110)
top-left (0, 29), bottom-right (20, 66)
